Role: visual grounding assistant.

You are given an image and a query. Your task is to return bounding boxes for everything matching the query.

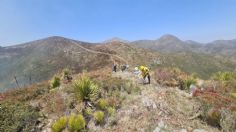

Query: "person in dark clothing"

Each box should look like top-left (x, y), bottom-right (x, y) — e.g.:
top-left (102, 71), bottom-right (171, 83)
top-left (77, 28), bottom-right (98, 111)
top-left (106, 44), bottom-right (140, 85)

top-left (112, 63), bottom-right (117, 72)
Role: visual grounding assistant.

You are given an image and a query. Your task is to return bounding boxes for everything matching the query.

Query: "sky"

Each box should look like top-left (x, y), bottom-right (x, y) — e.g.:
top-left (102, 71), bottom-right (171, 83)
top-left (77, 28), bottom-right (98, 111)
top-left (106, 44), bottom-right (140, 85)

top-left (1, 0), bottom-right (236, 46)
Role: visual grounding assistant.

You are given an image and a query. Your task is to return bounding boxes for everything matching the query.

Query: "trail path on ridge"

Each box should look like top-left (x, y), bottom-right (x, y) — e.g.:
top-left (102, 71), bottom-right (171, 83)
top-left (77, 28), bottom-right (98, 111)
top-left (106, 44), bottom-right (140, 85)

top-left (70, 40), bottom-right (128, 64)
top-left (90, 71), bottom-right (220, 132)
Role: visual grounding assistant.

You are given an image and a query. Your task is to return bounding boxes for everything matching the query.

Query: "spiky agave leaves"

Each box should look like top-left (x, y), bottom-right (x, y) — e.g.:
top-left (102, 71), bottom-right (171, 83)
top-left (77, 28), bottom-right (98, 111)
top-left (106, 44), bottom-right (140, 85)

top-left (73, 76), bottom-right (98, 102)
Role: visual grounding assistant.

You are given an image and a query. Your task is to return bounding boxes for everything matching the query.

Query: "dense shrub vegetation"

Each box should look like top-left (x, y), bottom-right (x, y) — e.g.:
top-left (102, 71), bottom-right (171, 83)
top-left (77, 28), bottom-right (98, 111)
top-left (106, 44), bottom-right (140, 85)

top-left (193, 71), bottom-right (236, 131)
top-left (0, 101), bottom-right (40, 131)
top-left (154, 68), bottom-right (186, 87)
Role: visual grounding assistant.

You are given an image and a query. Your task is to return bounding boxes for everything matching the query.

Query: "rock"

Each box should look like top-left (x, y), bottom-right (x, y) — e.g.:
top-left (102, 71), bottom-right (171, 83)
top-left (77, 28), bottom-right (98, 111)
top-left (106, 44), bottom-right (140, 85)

top-left (153, 127), bottom-right (161, 132)
top-left (193, 129), bottom-right (207, 132)
top-left (153, 120), bottom-right (167, 132)
top-left (153, 103), bottom-right (157, 109)
top-left (189, 84), bottom-right (197, 97)
top-left (158, 120), bottom-right (165, 128)
top-left (179, 129), bottom-right (187, 132)
top-left (142, 97), bottom-right (157, 110)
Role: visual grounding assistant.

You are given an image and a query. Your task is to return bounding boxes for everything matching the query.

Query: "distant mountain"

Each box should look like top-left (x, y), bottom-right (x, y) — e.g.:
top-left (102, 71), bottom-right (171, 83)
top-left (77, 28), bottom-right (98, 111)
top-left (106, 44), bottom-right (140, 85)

top-left (203, 39), bottom-right (236, 60)
top-left (131, 34), bottom-right (197, 53)
top-left (131, 34), bottom-right (236, 61)
top-left (103, 37), bottom-right (129, 43)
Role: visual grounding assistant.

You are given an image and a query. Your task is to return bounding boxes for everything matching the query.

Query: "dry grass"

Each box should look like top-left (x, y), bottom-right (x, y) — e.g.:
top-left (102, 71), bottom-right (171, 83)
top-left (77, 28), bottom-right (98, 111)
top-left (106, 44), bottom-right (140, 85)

top-left (154, 68), bottom-right (187, 87)
top-left (41, 91), bottom-right (67, 114)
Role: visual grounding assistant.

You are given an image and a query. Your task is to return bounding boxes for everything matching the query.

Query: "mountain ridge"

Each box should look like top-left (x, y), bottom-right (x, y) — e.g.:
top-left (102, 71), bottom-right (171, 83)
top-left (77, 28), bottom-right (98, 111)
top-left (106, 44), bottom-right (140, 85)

top-left (1, 35), bottom-right (236, 91)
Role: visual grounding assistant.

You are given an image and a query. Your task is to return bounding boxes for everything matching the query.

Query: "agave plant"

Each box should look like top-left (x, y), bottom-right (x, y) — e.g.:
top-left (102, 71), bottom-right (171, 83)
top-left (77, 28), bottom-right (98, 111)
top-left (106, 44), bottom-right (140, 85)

top-left (73, 76), bottom-right (98, 102)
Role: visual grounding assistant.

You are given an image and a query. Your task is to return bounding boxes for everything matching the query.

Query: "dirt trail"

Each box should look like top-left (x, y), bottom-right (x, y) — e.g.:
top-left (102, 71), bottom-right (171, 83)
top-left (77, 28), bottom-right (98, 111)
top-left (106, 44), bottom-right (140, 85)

top-left (70, 40), bottom-right (128, 64)
top-left (92, 71), bottom-right (220, 132)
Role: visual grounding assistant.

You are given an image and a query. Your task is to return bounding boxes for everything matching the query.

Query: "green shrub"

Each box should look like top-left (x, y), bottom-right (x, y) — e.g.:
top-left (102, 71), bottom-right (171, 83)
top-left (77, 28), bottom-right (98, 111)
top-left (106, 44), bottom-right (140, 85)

top-left (183, 77), bottom-right (197, 90)
top-left (0, 101), bottom-right (39, 132)
top-left (63, 68), bottom-right (70, 77)
top-left (84, 107), bottom-right (93, 117)
top-left (94, 111), bottom-right (105, 124)
top-left (51, 116), bottom-right (68, 132)
top-left (191, 73), bottom-right (198, 79)
top-left (50, 75), bottom-right (60, 88)
top-left (212, 72), bottom-right (235, 82)
top-left (63, 68), bottom-right (72, 81)
top-left (107, 107), bottom-right (115, 116)
top-left (231, 93), bottom-right (236, 99)
top-left (73, 76), bottom-right (98, 102)
top-left (97, 99), bottom-right (109, 110)
top-left (68, 114), bottom-right (86, 131)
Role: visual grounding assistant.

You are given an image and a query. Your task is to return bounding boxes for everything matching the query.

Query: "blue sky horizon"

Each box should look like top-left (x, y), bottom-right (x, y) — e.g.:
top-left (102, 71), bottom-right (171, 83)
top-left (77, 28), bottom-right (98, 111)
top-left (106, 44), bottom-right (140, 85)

top-left (1, 0), bottom-right (236, 46)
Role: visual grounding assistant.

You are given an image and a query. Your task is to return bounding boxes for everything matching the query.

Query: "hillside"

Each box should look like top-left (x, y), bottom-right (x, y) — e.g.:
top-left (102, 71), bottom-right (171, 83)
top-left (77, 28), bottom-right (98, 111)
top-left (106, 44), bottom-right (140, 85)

top-left (1, 36), bottom-right (236, 91)
top-left (158, 52), bottom-right (236, 79)
top-left (1, 68), bottom-right (235, 131)
top-left (0, 37), bottom-right (112, 91)
top-left (0, 37), bottom-right (161, 92)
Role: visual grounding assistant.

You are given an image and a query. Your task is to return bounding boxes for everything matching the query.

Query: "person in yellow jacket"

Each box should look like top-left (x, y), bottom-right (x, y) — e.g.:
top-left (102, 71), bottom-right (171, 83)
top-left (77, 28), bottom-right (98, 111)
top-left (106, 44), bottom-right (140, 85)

top-left (139, 66), bottom-right (150, 84)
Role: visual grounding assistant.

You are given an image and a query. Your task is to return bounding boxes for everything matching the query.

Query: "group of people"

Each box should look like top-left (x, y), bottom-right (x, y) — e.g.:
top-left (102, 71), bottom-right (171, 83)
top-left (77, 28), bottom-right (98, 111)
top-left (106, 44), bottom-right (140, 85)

top-left (112, 63), bottom-right (129, 72)
top-left (112, 63), bottom-right (151, 84)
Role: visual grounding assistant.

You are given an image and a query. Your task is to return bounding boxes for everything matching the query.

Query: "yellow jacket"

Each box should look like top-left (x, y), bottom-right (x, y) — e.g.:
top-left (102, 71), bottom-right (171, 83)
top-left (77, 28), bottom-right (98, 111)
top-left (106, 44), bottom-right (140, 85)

top-left (139, 66), bottom-right (150, 77)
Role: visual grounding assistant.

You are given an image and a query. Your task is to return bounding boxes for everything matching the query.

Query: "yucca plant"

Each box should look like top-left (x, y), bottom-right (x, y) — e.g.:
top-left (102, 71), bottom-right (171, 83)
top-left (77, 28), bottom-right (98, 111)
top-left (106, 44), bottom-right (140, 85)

top-left (63, 68), bottom-right (70, 77)
top-left (51, 116), bottom-right (67, 132)
top-left (183, 77), bottom-right (197, 90)
top-left (50, 75), bottom-right (60, 88)
top-left (63, 68), bottom-right (72, 81)
top-left (94, 111), bottom-right (105, 124)
top-left (107, 107), bottom-right (115, 116)
top-left (97, 99), bottom-right (109, 110)
top-left (73, 76), bottom-right (98, 102)
top-left (68, 114), bottom-right (86, 131)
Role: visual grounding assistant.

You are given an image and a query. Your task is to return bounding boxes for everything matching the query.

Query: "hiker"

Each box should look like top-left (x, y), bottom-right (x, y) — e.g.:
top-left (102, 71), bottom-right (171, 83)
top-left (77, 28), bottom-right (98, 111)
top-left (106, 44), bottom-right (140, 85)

top-left (112, 63), bottom-right (117, 72)
top-left (134, 67), bottom-right (140, 75)
top-left (139, 66), bottom-right (151, 84)
top-left (121, 65), bottom-right (126, 72)
top-left (121, 64), bottom-right (129, 72)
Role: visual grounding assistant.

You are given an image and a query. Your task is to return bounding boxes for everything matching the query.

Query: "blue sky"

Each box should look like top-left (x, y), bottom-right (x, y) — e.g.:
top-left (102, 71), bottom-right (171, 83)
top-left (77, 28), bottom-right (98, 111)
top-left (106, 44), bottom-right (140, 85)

top-left (1, 0), bottom-right (236, 46)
